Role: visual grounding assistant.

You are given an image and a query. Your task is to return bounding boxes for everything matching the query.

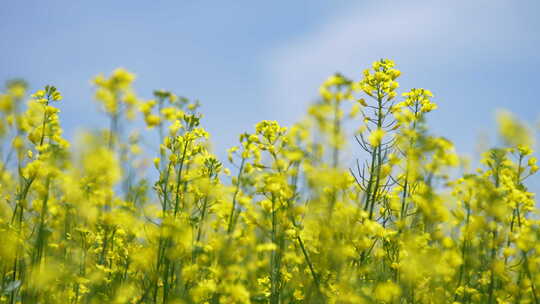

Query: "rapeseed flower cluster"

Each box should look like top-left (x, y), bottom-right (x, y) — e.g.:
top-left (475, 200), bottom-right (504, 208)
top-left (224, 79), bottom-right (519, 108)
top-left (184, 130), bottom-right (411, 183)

top-left (0, 59), bottom-right (539, 304)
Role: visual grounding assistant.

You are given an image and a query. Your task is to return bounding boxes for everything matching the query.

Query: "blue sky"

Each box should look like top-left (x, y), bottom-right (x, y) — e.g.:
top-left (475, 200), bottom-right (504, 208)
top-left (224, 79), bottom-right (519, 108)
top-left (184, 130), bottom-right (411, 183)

top-left (1, 0), bottom-right (540, 176)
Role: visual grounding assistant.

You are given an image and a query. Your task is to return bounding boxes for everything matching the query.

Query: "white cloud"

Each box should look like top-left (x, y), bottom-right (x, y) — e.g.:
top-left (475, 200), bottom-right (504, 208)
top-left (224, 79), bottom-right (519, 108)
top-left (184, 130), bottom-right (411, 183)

top-left (262, 0), bottom-right (528, 123)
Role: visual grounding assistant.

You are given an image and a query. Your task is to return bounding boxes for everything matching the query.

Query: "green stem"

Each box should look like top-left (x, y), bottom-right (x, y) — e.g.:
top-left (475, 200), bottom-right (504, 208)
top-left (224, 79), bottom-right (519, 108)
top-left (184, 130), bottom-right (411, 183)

top-left (227, 157), bottom-right (245, 234)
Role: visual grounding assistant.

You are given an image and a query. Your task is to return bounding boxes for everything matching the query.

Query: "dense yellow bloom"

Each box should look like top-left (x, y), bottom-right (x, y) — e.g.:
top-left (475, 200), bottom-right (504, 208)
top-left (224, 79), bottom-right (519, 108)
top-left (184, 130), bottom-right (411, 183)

top-left (0, 61), bottom-right (539, 304)
top-left (497, 110), bottom-right (534, 148)
top-left (368, 128), bottom-right (386, 147)
top-left (93, 68), bottom-right (138, 118)
top-left (374, 281), bottom-right (401, 302)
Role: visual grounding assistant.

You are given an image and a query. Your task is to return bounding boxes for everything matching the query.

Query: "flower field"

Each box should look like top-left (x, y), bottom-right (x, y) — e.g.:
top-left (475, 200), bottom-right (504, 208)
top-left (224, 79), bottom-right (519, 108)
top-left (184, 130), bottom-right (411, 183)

top-left (0, 59), bottom-right (539, 303)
